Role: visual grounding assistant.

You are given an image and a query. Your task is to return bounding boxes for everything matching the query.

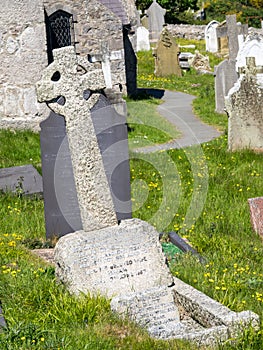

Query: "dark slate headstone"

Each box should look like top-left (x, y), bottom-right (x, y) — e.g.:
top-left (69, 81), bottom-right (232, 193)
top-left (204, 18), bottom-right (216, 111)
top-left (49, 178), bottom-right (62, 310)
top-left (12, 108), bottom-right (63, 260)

top-left (40, 94), bottom-right (131, 239)
top-left (91, 95), bottom-right (132, 221)
top-left (0, 305), bottom-right (7, 329)
top-left (40, 112), bottom-right (83, 238)
top-left (248, 197), bottom-right (263, 238)
top-left (0, 164), bottom-right (43, 196)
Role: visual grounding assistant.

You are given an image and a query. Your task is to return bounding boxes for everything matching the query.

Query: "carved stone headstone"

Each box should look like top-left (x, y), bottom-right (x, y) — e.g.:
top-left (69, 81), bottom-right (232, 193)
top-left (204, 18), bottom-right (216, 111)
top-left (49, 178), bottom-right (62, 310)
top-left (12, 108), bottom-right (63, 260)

top-left (153, 27), bottom-right (181, 77)
top-left (215, 15), bottom-right (248, 113)
top-left (236, 33), bottom-right (263, 71)
top-left (146, 0), bottom-right (166, 42)
top-left (215, 60), bottom-right (238, 114)
top-left (205, 20), bottom-right (219, 53)
top-left (36, 46), bottom-right (118, 233)
top-left (136, 26), bottom-right (150, 51)
top-left (225, 57), bottom-right (263, 151)
top-left (248, 197), bottom-right (263, 238)
top-left (54, 218), bottom-right (174, 296)
top-left (0, 165), bottom-right (43, 196)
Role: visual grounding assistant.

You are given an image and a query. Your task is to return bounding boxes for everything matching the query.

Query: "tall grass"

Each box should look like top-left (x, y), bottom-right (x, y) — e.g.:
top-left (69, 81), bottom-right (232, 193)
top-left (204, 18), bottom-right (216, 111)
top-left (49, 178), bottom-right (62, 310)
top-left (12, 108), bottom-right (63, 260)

top-left (0, 41), bottom-right (262, 349)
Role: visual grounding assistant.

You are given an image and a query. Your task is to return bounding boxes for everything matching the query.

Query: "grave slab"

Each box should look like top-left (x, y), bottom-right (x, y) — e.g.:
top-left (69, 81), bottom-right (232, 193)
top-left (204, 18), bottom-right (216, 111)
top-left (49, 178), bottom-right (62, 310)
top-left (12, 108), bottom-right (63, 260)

top-left (0, 164), bottom-right (43, 196)
top-left (248, 197), bottom-right (263, 238)
top-left (111, 286), bottom-right (180, 336)
top-left (54, 218), bottom-right (173, 297)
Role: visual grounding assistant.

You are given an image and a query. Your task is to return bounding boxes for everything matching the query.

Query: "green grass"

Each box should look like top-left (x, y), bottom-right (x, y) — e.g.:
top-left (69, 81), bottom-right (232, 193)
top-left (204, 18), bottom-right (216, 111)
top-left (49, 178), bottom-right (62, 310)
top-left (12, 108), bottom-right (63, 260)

top-left (137, 39), bottom-right (227, 132)
top-left (127, 97), bottom-right (180, 149)
top-left (0, 42), bottom-right (263, 349)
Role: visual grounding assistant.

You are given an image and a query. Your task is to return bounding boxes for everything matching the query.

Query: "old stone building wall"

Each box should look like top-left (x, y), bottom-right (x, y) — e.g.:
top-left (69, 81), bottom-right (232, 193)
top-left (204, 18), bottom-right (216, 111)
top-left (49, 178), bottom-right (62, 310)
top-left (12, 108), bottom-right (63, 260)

top-left (0, 0), bottom-right (48, 130)
top-left (0, 0), bottom-right (132, 130)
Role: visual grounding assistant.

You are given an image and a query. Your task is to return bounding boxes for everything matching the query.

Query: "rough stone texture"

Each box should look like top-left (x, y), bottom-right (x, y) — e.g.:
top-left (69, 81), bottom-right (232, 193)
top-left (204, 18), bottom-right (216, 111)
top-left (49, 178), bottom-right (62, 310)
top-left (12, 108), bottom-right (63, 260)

top-left (0, 0), bottom-right (48, 129)
top-left (215, 59), bottom-right (238, 113)
top-left (146, 0), bottom-right (166, 42)
top-left (0, 165), bottom-right (43, 196)
top-left (236, 33), bottom-right (263, 71)
top-left (171, 277), bottom-right (260, 345)
top-left (36, 46), bottom-right (117, 232)
top-left (167, 24), bottom-right (206, 41)
top-left (153, 27), bottom-right (181, 77)
top-left (214, 15), bottom-right (246, 114)
top-left (225, 57), bottom-right (263, 151)
top-left (136, 26), bottom-right (150, 51)
top-left (226, 15), bottom-right (240, 60)
top-left (0, 0), bottom-right (132, 130)
top-left (248, 197), bottom-right (263, 238)
top-left (111, 286), bottom-right (181, 336)
top-left (205, 20), bottom-right (219, 53)
top-left (54, 218), bottom-right (173, 297)
top-left (189, 51), bottom-right (211, 73)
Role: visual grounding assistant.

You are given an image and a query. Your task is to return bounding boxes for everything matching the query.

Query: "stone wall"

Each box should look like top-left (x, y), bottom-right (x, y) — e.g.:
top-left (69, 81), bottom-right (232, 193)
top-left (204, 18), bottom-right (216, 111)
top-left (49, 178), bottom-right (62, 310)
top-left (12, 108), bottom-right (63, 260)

top-left (0, 0), bottom-right (48, 130)
top-left (166, 24), bottom-right (260, 42)
top-left (0, 0), bottom-right (129, 130)
top-left (167, 24), bottom-right (206, 41)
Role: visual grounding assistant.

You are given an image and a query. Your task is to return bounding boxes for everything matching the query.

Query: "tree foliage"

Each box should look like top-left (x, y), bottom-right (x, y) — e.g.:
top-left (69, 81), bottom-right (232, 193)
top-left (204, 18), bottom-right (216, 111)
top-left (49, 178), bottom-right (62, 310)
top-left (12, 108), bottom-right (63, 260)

top-left (135, 0), bottom-right (263, 27)
top-left (135, 0), bottom-right (198, 23)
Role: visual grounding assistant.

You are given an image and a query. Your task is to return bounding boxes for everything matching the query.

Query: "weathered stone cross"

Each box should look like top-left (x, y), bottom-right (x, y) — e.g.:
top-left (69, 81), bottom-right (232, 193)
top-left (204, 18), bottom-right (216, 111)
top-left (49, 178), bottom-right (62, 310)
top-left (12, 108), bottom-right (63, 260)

top-left (36, 46), bottom-right (118, 232)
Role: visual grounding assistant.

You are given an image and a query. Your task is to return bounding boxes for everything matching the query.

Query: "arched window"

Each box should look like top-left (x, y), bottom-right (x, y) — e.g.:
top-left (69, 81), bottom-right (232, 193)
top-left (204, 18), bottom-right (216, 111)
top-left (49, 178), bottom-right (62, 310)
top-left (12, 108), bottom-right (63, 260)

top-left (45, 10), bottom-right (75, 63)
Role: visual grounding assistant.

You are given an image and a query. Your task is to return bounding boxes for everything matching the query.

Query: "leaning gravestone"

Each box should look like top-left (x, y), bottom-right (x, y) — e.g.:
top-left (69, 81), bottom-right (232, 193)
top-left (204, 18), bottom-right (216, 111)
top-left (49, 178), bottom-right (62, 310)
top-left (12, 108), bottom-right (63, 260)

top-left (153, 27), bottom-right (181, 77)
top-left (225, 57), bottom-right (263, 151)
top-left (214, 15), bottom-right (247, 113)
top-left (146, 0), bottom-right (166, 42)
top-left (0, 164), bottom-right (43, 196)
top-left (36, 46), bottom-right (118, 232)
top-left (40, 94), bottom-right (131, 238)
top-left (248, 197), bottom-right (263, 238)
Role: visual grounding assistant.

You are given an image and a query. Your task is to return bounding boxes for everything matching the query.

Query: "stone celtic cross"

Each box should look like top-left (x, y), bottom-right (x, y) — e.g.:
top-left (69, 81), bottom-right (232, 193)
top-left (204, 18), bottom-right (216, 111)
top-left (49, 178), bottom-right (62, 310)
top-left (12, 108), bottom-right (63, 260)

top-left (36, 46), bottom-right (117, 232)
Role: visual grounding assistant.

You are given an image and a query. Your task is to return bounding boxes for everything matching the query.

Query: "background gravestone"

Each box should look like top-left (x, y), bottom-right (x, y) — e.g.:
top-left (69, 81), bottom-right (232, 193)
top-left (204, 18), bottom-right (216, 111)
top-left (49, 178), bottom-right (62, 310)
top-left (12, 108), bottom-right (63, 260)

top-left (248, 197), bottom-right (263, 238)
top-left (40, 94), bottom-right (131, 238)
top-left (136, 26), bottom-right (150, 51)
top-left (214, 15), bottom-right (247, 114)
top-left (0, 165), bottom-right (42, 196)
top-left (236, 33), bottom-right (263, 70)
top-left (205, 20), bottom-right (219, 53)
top-left (225, 57), bottom-right (263, 151)
top-left (153, 27), bottom-right (181, 77)
top-left (146, 0), bottom-right (166, 42)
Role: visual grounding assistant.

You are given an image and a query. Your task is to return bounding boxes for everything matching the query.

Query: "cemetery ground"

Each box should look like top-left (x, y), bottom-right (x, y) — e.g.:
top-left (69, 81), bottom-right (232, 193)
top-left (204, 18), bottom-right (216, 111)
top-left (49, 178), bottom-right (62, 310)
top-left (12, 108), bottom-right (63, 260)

top-left (0, 39), bottom-right (263, 349)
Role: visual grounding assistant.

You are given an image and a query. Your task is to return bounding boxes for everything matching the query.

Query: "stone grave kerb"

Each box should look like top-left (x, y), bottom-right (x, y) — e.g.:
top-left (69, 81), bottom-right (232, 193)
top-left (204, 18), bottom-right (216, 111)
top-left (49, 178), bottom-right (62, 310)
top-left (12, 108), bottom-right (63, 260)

top-left (36, 46), bottom-right (118, 232)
